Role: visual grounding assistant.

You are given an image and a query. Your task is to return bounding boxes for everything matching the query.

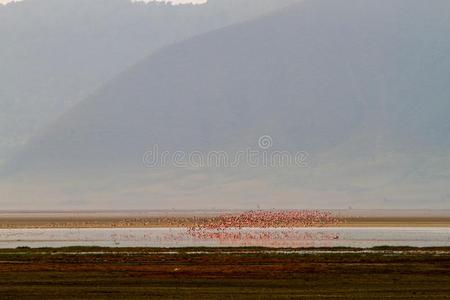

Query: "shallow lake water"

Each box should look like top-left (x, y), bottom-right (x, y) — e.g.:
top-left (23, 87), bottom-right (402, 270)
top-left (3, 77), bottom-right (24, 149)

top-left (0, 227), bottom-right (449, 248)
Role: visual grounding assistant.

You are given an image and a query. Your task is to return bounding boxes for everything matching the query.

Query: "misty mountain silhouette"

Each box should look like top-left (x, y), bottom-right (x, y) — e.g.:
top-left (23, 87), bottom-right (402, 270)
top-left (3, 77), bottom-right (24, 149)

top-left (12, 0), bottom-right (450, 169)
top-left (0, 0), bottom-right (297, 161)
top-left (3, 0), bottom-right (450, 209)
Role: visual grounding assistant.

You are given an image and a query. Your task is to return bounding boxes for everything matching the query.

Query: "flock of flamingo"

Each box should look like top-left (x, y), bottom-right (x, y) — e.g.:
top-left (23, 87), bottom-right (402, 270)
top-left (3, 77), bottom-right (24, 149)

top-left (185, 210), bottom-right (343, 246)
top-left (189, 210), bottom-right (342, 230)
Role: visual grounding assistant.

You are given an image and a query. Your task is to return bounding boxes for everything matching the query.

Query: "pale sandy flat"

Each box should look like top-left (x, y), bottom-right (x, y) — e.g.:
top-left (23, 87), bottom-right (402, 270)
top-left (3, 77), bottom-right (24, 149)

top-left (1, 210), bottom-right (449, 228)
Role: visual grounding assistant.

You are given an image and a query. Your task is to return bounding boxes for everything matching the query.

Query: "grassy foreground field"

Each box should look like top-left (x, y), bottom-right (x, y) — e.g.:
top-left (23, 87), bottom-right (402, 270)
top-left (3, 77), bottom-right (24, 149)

top-left (0, 247), bottom-right (449, 299)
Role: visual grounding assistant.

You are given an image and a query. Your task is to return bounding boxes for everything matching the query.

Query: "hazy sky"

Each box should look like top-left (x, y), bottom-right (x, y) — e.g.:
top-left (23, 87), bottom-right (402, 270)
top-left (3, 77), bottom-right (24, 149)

top-left (0, 0), bottom-right (207, 4)
top-left (0, 0), bottom-right (21, 3)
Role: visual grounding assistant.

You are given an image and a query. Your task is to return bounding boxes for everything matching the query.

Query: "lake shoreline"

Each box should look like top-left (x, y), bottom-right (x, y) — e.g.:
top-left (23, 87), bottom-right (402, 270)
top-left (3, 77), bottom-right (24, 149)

top-left (1, 218), bottom-right (450, 229)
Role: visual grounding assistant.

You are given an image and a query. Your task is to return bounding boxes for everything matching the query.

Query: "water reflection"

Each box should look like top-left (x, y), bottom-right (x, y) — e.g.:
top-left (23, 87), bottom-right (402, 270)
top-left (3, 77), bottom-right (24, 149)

top-left (0, 227), bottom-right (449, 248)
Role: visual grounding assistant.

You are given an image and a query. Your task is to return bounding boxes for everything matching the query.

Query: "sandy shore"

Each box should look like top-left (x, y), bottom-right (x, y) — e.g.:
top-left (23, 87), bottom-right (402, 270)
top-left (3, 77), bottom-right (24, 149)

top-left (340, 217), bottom-right (450, 227)
top-left (1, 211), bottom-right (450, 228)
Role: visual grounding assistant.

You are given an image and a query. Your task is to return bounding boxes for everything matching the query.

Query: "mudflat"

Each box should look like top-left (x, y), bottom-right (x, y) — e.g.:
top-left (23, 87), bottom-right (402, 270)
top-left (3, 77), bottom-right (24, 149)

top-left (1, 210), bottom-right (450, 228)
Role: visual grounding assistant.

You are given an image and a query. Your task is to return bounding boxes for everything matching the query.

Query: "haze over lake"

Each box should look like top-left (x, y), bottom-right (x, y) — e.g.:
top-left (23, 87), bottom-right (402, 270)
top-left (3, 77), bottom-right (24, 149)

top-left (1, 0), bottom-right (449, 211)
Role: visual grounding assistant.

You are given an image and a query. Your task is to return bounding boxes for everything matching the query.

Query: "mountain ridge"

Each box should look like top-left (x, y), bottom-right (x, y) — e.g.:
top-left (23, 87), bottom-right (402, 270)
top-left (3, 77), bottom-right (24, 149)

top-left (1, 0), bottom-right (449, 209)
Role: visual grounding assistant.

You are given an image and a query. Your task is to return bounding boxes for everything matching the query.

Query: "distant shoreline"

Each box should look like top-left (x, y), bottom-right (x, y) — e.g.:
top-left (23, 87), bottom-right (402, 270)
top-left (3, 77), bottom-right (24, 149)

top-left (1, 212), bottom-right (450, 229)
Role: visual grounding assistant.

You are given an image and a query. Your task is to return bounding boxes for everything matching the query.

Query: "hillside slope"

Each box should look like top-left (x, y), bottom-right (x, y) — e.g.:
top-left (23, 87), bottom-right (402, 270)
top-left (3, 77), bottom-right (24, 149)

top-left (0, 0), bottom-right (297, 161)
top-left (2, 0), bottom-right (450, 209)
